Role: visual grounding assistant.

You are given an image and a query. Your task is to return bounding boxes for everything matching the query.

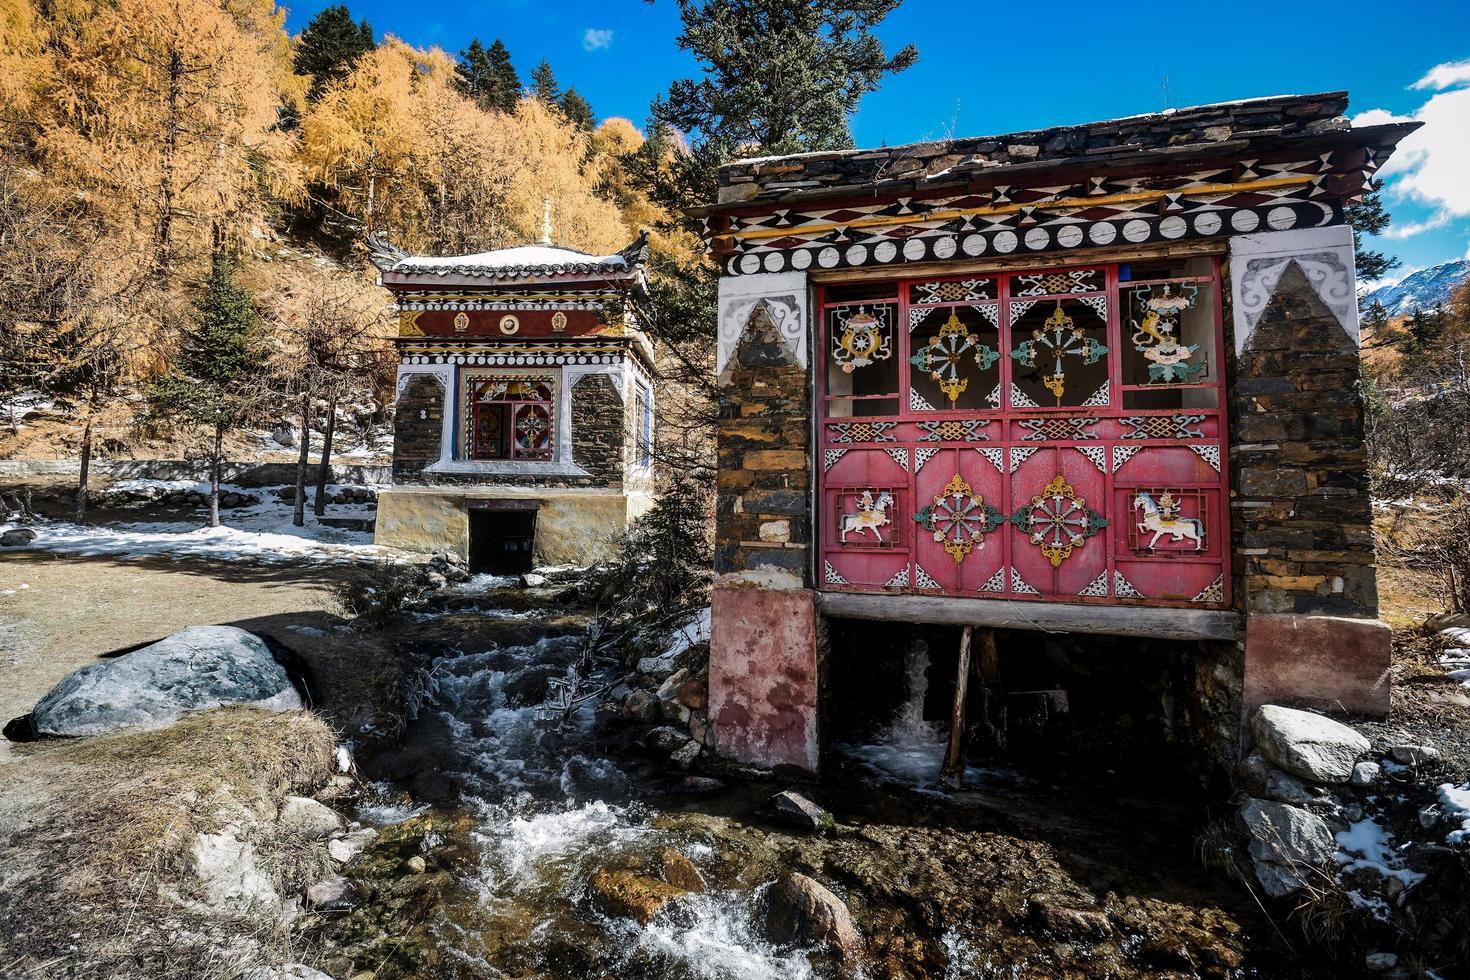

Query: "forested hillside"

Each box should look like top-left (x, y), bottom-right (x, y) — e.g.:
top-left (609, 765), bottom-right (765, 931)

top-left (0, 0), bottom-right (698, 469)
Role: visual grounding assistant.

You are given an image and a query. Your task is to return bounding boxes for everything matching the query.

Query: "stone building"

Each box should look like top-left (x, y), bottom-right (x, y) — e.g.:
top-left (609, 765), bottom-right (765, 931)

top-left (370, 230), bottom-right (657, 571)
top-left (694, 93), bottom-right (1419, 772)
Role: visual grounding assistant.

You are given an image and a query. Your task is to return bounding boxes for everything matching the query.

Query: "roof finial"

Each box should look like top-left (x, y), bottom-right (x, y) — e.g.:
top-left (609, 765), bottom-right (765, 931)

top-left (540, 198), bottom-right (553, 246)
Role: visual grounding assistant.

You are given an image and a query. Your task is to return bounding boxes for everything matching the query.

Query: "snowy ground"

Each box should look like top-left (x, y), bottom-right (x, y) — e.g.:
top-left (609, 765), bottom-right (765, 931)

top-left (1, 481), bottom-right (392, 565)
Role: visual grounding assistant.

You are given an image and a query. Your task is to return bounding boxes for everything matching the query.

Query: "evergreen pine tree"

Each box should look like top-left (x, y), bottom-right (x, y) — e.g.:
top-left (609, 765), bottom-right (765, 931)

top-left (530, 59), bottom-right (560, 104)
top-left (484, 39), bottom-right (521, 112)
top-left (294, 5), bottom-right (375, 100)
top-left (454, 39), bottom-right (494, 105)
top-left (148, 254), bottom-right (269, 527)
top-left (1345, 181), bottom-right (1400, 284)
top-left (559, 87), bottom-right (594, 131)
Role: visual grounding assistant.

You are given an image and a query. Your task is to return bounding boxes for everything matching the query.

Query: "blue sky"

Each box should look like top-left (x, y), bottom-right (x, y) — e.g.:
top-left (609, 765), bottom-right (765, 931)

top-left (284, 0), bottom-right (1470, 282)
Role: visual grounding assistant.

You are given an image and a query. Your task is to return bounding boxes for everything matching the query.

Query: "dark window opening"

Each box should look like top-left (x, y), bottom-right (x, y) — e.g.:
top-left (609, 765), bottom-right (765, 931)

top-left (469, 509), bottom-right (537, 574)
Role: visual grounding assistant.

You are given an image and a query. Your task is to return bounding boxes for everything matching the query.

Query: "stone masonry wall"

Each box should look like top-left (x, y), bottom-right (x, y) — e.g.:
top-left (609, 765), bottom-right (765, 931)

top-left (569, 373), bottom-right (624, 490)
top-left (392, 374), bottom-right (445, 481)
top-left (714, 306), bottom-right (811, 585)
top-left (1228, 262), bottom-right (1378, 617)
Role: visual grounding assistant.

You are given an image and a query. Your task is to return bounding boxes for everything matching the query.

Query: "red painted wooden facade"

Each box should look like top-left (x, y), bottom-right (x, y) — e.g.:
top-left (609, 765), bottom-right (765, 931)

top-left (818, 259), bottom-right (1230, 608)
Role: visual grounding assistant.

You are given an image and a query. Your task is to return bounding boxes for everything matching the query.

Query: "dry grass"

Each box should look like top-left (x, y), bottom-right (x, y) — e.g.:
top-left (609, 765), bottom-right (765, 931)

top-left (0, 707), bottom-right (340, 979)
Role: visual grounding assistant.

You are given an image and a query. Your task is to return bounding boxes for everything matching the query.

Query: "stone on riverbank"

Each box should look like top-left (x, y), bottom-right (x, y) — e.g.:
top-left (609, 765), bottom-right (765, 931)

top-left (31, 626), bottom-right (301, 737)
top-left (1, 527), bottom-right (36, 547)
top-left (758, 790), bottom-right (834, 832)
top-left (757, 872), bottom-right (863, 960)
top-left (1237, 798), bottom-right (1335, 897)
top-left (1252, 705), bottom-right (1369, 784)
top-left (281, 796), bottom-right (343, 840)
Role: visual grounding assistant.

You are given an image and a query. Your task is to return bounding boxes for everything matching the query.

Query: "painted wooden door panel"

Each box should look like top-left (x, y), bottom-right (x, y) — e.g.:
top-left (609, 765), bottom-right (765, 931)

top-left (818, 261), bottom-right (1231, 610)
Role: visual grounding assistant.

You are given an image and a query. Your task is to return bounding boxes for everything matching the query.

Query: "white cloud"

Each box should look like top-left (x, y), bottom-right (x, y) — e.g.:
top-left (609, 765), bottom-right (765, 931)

top-left (1353, 57), bottom-right (1470, 239)
top-left (1412, 58), bottom-right (1470, 90)
top-left (582, 28), bottom-right (614, 51)
top-left (1382, 212), bottom-right (1452, 239)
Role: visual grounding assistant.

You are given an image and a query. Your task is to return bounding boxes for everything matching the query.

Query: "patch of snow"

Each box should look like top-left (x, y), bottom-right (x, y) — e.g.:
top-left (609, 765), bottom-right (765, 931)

top-left (662, 607), bottom-right (712, 659)
top-left (394, 244), bottom-right (626, 273)
top-left (1437, 783), bottom-right (1470, 844)
top-left (6, 485), bottom-right (390, 565)
top-left (336, 746), bottom-right (354, 773)
top-left (1335, 818), bottom-right (1427, 887)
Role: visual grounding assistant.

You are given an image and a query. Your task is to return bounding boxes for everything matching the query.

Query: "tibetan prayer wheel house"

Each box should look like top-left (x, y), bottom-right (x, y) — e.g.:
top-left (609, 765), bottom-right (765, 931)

top-left (370, 231), bottom-right (657, 573)
top-left (695, 92), bottom-right (1420, 773)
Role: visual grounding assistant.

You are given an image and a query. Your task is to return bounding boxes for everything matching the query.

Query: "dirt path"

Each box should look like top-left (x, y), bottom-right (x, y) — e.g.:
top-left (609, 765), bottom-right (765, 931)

top-left (0, 550), bottom-right (350, 765)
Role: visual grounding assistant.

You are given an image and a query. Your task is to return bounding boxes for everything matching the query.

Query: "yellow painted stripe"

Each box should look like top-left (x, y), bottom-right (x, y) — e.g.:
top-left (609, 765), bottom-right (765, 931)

top-left (716, 175), bottom-right (1316, 242)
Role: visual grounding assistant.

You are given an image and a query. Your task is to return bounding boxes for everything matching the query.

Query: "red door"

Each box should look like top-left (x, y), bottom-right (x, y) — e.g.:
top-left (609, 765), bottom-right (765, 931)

top-left (817, 260), bottom-right (1230, 609)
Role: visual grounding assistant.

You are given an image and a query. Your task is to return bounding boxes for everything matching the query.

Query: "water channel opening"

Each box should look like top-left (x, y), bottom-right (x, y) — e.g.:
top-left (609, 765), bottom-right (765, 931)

top-left (468, 506), bottom-right (537, 574)
top-left (826, 617), bottom-right (1240, 792)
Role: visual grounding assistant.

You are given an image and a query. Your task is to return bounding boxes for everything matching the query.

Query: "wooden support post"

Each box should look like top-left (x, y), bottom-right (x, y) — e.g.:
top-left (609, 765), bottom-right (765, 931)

top-left (941, 625), bottom-right (973, 787)
top-left (975, 627), bottom-right (1002, 749)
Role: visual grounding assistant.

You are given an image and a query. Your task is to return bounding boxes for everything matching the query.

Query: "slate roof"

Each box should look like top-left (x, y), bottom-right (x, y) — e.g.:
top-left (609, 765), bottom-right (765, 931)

top-left (699, 92), bottom-right (1420, 212)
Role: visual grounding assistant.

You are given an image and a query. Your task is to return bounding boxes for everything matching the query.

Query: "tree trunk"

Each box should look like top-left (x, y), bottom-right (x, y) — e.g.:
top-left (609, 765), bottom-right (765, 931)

top-left (157, 47), bottom-right (183, 274)
top-left (75, 413), bottom-right (93, 523)
top-left (314, 392), bottom-right (337, 517)
top-left (293, 393), bottom-right (311, 527)
top-left (209, 421), bottom-right (223, 528)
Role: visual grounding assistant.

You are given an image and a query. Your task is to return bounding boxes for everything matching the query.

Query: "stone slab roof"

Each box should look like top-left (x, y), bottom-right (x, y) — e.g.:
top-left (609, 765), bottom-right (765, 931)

top-left (701, 93), bottom-right (1419, 212)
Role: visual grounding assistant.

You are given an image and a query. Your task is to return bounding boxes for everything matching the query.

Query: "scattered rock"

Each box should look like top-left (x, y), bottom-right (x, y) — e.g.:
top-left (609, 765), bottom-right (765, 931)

top-left (328, 828), bottom-right (378, 864)
top-left (403, 855), bottom-right (427, 874)
top-left (270, 423), bottom-right (297, 448)
top-left (1365, 952), bottom-right (1398, 972)
top-left (668, 739), bottom-right (701, 768)
top-left (1388, 744), bottom-right (1440, 766)
top-left (190, 825), bottom-right (280, 911)
top-left (586, 868), bottom-right (687, 925)
top-left (757, 872), bottom-right (863, 961)
top-left (644, 775), bottom-right (727, 796)
top-left (1252, 705), bottom-right (1369, 784)
top-left (31, 626), bottom-right (302, 738)
top-left (635, 655), bottom-right (677, 679)
top-left (305, 873), bottom-right (357, 911)
top-left (519, 572), bottom-right (547, 588)
top-left (645, 726), bottom-right (688, 756)
top-left (280, 796), bottom-right (343, 840)
top-left (1235, 752), bottom-right (1324, 804)
top-left (658, 848), bottom-right (706, 893)
top-left (503, 664), bottom-right (564, 707)
top-left (1237, 798), bottom-right (1335, 897)
top-left (623, 690), bottom-right (659, 724)
top-left (655, 669), bottom-right (690, 702)
top-left (758, 790), bottom-right (834, 832)
top-left (0, 527), bottom-right (36, 547)
top-left (1350, 761), bottom-right (1381, 788)
top-left (676, 674), bottom-right (708, 711)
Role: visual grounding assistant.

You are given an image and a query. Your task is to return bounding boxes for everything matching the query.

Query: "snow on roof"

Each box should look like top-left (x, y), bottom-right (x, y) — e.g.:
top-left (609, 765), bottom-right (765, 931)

top-left (371, 232), bottom-right (649, 280)
top-left (392, 244), bottom-right (627, 274)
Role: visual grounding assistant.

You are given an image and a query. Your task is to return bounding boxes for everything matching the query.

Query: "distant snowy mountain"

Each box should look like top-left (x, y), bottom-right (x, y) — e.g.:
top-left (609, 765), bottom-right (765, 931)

top-left (1363, 260), bottom-right (1470, 318)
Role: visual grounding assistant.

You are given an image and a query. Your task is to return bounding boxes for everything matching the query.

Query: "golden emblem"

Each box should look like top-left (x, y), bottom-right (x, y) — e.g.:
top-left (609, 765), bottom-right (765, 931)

top-left (499, 314), bottom-right (520, 335)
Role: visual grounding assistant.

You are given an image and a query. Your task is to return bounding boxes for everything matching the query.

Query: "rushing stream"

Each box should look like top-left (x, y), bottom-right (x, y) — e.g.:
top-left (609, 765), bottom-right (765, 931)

top-left (318, 578), bottom-right (1293, 979)
top-left (333, 580), bottom-right (823, 979)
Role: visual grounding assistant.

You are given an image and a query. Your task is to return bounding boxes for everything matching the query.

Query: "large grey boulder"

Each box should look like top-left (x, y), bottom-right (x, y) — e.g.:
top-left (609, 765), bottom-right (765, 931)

top-left (1252, 705), bottom-right (1369, 784)
top-left (1237, 798), bottom-right (1335, 898)
top-left (31, 626), bottom-right (301, 737)
top-left (279, 796), bottom-right (342, 840)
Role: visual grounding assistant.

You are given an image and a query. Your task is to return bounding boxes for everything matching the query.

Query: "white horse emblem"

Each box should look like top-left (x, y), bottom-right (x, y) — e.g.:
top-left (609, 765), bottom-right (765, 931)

top-left (840, 489), bottom-right (894, 543)
top-left (1134, 491), bottom-right (1204, 551)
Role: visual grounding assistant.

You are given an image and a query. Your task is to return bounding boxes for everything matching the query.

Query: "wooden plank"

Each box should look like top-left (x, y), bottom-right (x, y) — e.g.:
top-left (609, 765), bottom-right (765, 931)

top-left (941, 625), bottom-right (972, 787)
top-left (817, 591), bottom-right (1240, 642)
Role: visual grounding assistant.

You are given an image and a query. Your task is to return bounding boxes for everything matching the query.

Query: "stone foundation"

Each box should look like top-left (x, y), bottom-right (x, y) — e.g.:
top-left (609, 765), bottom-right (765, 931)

top-left (1242, 613), bottom-right (1391, 716)
top-left (374, 486), bottom-right (654, 567)
top-left (707, 586), bottom-right (821, 772)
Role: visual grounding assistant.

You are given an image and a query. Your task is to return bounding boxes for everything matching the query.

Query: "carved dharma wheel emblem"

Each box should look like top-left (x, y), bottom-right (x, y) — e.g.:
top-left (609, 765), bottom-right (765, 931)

top-left (1011, 474), bottom-right (1108, 568)
top-left (913, 473), bottom-right (1004, 563)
